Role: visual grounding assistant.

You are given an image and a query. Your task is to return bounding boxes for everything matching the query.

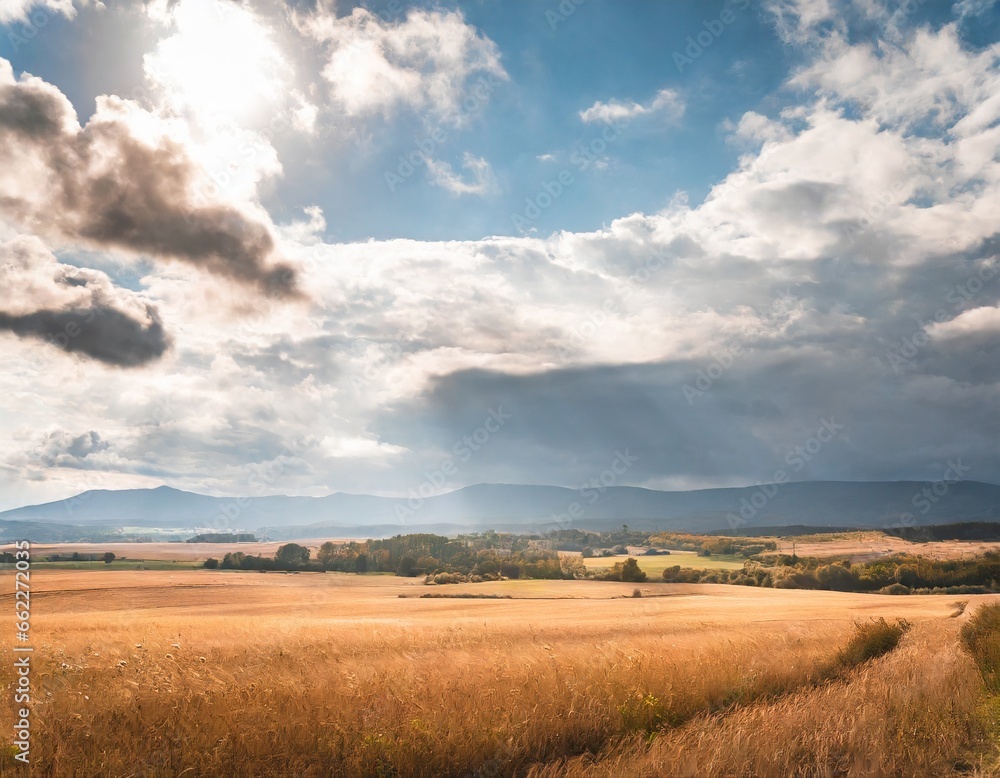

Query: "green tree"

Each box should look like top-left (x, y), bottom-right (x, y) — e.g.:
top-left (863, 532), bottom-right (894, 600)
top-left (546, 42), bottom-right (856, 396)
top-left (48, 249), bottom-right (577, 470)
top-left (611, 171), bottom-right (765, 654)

top-left (560, 554), bottom-right (587, 579)
top-left (500, 562), bottom-right (520, 579)
top-left (396, 556), bottom-right (417, 577)
top-left (620, 557), bottom-right (647, 583)
top-left (354, 553), bottom-right (368, 574)
top-left (317, 542), bottom-right (339, 569)
top-left (894, 563), bottom-right (921, 588)
top-left (476, 559), bottom-right (500, 576)
top-left (203, 557), bottom-right (219, 569)
top-left (274, 543), bottom-right (310, 569)
top-left (817, 563), bottom-right (858, 592)
top-left (221, 551), bottom-right (246, 569)
top-left (102, 552), bottom-right (116, 565)
top-left (662, 564), bottom-right (682, 582)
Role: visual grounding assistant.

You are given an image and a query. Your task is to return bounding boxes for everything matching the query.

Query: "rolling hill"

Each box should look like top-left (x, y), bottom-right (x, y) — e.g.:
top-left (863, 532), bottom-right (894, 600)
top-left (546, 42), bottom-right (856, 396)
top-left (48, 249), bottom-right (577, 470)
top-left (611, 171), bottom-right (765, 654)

top-left (0, 480), bottom-right (998, 540)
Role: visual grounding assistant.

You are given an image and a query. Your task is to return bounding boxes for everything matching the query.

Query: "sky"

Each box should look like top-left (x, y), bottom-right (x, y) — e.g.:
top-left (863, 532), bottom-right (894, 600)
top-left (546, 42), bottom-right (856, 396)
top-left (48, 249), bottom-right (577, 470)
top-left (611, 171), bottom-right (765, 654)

top-left (0, 0), bottom-right (998, 511)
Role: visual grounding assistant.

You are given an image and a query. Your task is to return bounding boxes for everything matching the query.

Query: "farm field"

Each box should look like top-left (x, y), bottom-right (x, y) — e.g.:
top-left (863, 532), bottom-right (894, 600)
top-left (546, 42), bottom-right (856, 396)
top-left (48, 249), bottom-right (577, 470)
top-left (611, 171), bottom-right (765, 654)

top-left (578, 550), bottom-right (746, 574)
top-left (23, 530), bottom-right (1000, 571)
top-left (773, 532), bottom-right (1000, 563)
top-left (2, 569), bottom-right (999, 776)
top-left (18, 539), bottom-right (345, 564)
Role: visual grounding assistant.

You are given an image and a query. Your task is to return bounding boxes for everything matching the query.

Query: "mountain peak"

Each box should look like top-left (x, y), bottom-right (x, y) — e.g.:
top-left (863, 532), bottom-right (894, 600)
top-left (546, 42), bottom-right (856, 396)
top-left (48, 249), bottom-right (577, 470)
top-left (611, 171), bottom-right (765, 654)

top-left (1, 481), bottom-right (998, 540)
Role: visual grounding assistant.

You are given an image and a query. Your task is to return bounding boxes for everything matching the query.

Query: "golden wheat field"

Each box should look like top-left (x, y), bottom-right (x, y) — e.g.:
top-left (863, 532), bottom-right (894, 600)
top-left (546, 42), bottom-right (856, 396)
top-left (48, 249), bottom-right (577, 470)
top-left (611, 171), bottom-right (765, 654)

top-left (2, 569), bottom-right (1000, 777)
top-left (773, 533), bottom-right (1000, 564)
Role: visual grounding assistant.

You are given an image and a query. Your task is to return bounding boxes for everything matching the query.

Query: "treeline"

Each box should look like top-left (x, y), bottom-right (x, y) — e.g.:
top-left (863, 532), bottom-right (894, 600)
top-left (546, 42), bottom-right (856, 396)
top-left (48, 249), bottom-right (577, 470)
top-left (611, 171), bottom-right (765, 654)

top-left (662, 552), bottom-right (1000, 594)
top-left (706, 522), bottom-right (1000, 541)
top-left (206, 529), bottom-right (782, 582)
top-left (187, 533), bottom-right (258, 543)
top-left (210, 534), bottom-right (576, 581)
top-left (647, 533), bottom-right (777, 557)
top-left (544, 528), bottom-right (776, 558)
top-left (709, 525), bottom-right (855, 538)
top-left (43, 551), bottom-right (117, 563)
top-left (545, 527), bottom-right (659, 552)
top-left (883, 522), bottom-right (1000, 543)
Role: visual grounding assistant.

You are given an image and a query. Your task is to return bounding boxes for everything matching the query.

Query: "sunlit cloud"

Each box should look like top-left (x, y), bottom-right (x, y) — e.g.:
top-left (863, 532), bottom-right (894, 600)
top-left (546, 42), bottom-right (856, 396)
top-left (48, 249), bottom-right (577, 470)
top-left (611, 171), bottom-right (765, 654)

top-left (144, 0), bottom-right (290, 129)
top-left (579, 88), bottom-right (685, 124)
top-left (297, 6), bottom-right (507, 125)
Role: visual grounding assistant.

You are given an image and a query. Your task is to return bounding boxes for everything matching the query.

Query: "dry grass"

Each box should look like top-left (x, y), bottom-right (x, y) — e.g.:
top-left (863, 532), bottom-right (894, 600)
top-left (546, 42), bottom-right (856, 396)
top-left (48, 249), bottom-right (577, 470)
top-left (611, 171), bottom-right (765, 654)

top-left (537, 620), bottom-right (986, 777)
top-left (775, 534), bottom-right (1000, 564)
top-left (2, 539), bottom-right (348, 563)
top-left (578, 551), bottom-right (745, 574)
top-left (834, 617), bottom-right (911, 669)
top-left (962, 602), bottom-right (1000, 693)
top-left (1, 570), bottom-right (997, 777)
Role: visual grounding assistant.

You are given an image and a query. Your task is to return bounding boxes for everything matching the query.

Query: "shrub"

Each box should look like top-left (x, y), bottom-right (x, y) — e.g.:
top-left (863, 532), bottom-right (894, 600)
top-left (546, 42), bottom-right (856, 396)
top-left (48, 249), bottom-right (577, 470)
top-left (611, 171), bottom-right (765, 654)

top-left (893, 563), bottom-right (921, 588)
top-left (878, 583), bottom-right (911, 595)
top-left (396, 557), bottom-right (418, 577)
top-left (836, 617), bottom-right (911, 669)
top-left (662, 565), bottom-right (682, 582)
top-left (620, 558), bottom-right (647, 583)
top-left (816, 563), bottom-right (858, 592)
top-left (773, 570), bottom-right (821, 590)
top-left (203, 558), bottom-right (219, 570)
top-left (476, 559), bottom-right (500, 575)
top-left (960, 603), bottom-right (1000, 692)
top-left (431, 572), bottom-right (464, 585)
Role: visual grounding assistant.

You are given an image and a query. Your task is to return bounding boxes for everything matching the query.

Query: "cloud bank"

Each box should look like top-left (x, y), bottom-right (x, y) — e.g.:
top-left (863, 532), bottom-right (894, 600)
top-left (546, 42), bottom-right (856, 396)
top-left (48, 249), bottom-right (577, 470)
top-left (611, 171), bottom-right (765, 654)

top-left (0, 236), bottom-right (169, 366)
top-left (298, 6), bottom-right (507, 124)
top-left (1, 0), bottom-right (1000, 509)
top-left (0, 59), bottom-right (299, 298)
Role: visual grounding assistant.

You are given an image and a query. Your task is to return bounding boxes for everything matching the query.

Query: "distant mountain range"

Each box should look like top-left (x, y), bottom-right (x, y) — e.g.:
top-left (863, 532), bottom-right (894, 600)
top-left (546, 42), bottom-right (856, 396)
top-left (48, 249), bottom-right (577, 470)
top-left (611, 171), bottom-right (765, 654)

top-left (1, 480), bottom-right (999, 542)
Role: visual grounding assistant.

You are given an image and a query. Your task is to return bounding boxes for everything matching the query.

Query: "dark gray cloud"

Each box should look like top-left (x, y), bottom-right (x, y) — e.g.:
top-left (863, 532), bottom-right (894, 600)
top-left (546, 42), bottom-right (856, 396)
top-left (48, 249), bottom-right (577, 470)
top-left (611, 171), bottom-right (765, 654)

top-left (372, 344), bottom-right (1000, 489)
top-left (0, 306), bottom-right (168, 367)
top-left (28, 430), bottom-right (110, 469)
top-left (0, 64), bottom-right (299, 298)
top-left (0, 72), bottom-right (66, 135)
top-left (0, 235), bottom-right (170, 367)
